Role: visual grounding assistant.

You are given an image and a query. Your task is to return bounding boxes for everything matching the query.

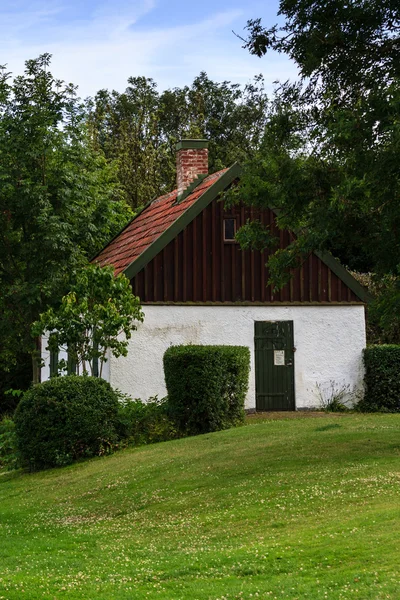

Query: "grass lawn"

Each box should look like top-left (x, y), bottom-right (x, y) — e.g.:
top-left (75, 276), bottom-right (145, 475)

top-left (0, 413), bottom-right (399, 599)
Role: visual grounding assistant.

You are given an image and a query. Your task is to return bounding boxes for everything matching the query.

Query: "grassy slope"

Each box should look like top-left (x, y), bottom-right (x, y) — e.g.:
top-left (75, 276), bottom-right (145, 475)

top-left (0, 414), bottom-right (399, 600)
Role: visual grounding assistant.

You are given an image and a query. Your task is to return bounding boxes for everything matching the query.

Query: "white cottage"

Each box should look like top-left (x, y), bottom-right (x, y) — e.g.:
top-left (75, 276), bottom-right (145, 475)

top-left (42, 140), bottom-right (369, 410)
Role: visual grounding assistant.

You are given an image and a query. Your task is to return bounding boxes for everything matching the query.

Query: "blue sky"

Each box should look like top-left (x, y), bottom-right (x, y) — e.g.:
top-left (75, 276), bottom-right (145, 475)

top-left (1, 0), bottom-right (298, 98)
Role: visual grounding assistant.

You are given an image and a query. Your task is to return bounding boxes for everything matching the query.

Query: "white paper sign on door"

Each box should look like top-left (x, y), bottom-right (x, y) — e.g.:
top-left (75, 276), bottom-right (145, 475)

top-left (274, 350), bottom-right (285, 366)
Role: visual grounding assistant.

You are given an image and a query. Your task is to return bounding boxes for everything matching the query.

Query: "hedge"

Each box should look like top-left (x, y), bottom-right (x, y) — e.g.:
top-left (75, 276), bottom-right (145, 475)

top-left (14, 376), bottom-right (120, 469)
top-left (362, 345), bottom-right (400, 412)
top-left (163, 345), bottom-right (250, 435)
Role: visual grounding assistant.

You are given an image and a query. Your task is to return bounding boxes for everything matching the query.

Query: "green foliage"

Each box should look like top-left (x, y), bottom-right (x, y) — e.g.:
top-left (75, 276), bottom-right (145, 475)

top-left (0, 416), bottom-right (21, 471)
top-left (244, 2), bottom-right (398, 88)
top-left (87, 72), bottom-right (269, 209)
top-left (368, 273), bottom-right (400, 343)
top-left (33, 264), bottom-right (144, 377)
top-left (323, 399), bottom-right (349, 414)
top-left (163, 345), bottom-right (250, 435)
top-left (234, 219), bottom-right (278, 252)
top-left (14, 376), bottom-right (120, 470)
top-left (87, 77), bottom-right (166, 210)
top-left (116, 395), bottom-right (177, 446)
top-left (360, 346), bottom-right (400, 412)
top-left (237, 1), bottom-right (400, 330)
top-left (350, 272), bottom-right (400, 344)
top-left (0, 55), bottom-right (131, 378)
top-left (0, 355), bottom-right (32, 416)
top-left (316, 381), bottom-right (353, 413)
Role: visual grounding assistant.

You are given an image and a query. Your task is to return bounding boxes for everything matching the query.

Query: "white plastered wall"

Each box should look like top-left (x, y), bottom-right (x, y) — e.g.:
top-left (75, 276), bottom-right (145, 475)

top-left (108, 305), bottom-right (366, 410)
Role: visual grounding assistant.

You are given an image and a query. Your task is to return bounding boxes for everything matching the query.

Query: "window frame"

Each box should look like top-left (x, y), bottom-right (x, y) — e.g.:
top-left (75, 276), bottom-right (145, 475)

top-left (223, 217), bottom-right (237, 243)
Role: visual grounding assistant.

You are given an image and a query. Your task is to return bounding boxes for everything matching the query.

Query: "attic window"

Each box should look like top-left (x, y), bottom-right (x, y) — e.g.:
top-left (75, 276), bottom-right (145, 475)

top-left (224, 218), bottom-right (237, 242)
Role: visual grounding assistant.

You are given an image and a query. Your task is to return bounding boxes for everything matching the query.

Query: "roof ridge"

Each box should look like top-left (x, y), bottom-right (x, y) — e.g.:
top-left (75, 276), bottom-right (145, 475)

top-left (148, 169), bottom-right (228, 207)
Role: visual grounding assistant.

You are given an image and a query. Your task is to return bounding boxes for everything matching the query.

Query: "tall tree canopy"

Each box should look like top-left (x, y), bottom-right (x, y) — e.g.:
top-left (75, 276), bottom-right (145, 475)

top-left (236, 1), bottom-right (400, 338)
top-left (244, 1), bottom-right (399, 88)
top-left (0, 55), bottom-right (131, 384)
top-left (86, 72), bottom-right (269, 209)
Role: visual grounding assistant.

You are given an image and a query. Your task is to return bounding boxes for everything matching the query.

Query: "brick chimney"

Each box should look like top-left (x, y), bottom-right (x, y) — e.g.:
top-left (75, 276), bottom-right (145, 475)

top-left (176, 139), bottom-right (208, 199)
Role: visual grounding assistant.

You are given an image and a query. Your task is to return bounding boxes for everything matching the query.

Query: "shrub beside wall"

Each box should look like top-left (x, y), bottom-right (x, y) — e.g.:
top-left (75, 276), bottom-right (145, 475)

top-left (164, 345), bottom-right (250, 435)
top-left (116, 395), bottom-right (177, 446)
top-left (14, 376), bottom-right (120, 469)
top-left (362, 345), bottom-right (400, 412)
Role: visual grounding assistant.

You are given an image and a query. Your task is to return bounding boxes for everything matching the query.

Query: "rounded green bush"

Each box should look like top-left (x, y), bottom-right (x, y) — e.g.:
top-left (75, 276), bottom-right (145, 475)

top-left (163, 345), bottom-right (250, 435)
top-left (14, 376), bottom-right (120, 469)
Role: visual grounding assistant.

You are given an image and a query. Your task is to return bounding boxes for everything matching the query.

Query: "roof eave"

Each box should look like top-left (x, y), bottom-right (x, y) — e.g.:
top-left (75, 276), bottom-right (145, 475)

top-left (314, 250), bottom-right (374, 304)
top-left (90, 194), bottom-right (163, 265)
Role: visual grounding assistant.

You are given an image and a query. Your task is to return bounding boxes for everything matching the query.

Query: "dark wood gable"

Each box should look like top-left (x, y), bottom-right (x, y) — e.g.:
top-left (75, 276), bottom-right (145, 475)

top-left (131, 198), bottom-right (361, 304)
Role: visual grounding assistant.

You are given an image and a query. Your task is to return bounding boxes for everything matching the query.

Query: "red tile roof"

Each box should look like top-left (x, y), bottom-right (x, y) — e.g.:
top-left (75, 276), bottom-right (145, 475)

top-left (94, 169), bottom-right (228, 275)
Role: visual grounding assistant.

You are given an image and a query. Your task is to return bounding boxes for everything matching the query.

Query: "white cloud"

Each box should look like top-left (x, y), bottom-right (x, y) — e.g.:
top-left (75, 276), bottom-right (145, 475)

top-left (0, 1), bottom-right (297, 98)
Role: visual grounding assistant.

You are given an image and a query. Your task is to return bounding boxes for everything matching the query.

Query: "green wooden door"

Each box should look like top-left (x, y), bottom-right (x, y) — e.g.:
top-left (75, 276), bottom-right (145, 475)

top-left (254, 321), bottom-right (295, 411)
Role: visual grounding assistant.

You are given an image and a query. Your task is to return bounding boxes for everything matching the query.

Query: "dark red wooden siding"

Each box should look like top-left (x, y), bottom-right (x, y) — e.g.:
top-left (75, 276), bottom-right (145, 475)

top-left (131, 200), bottom-right (360, 303)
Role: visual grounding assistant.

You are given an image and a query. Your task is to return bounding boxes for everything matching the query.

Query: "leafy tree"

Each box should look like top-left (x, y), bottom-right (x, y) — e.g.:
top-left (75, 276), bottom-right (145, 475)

top-left (234, 1), bottom-right (400, 336)
top-left (243, 2), bottom-right (398, 88)
top-left (33, 265), bottom-right (144, 378)
top-left (87, 72), bottom-right (269, 209)
top-left (0, 55), bottom-right (132, 385)
top-left (87, 77), bottom-right (168, 210)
